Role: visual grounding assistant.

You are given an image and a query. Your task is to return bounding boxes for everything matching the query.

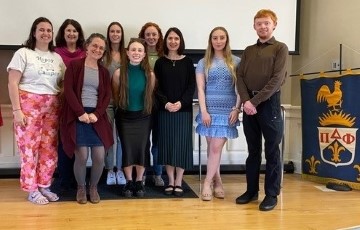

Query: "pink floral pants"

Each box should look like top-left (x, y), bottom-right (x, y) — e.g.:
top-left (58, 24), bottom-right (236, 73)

top-left (14, 90), bottom-right (60, 192)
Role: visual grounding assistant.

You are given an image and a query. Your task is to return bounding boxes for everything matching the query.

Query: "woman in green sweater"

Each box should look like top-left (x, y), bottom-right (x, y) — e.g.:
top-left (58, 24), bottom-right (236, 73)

top-left (112, 38), bottom-right (156, 197)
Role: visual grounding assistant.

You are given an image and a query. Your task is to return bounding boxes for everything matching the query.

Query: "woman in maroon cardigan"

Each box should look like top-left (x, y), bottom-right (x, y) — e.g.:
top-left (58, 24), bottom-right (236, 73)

top-left (60, 33), bottom-right (113, 204)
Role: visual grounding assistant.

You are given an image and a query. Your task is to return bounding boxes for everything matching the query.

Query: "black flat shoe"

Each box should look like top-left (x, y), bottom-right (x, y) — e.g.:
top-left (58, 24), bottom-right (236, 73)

top-left (259, 195), bottom-right (277, 211)
top-left (235, 191), bottom-right (258, 204)
top-left (135, 181), bottom-right (145, 197)
top-left (173, 186), bottom-right (184, 197)
top-left (123, 181), bottom-right (134, 198)
top-left (164, 185), bottom-right (174, 195)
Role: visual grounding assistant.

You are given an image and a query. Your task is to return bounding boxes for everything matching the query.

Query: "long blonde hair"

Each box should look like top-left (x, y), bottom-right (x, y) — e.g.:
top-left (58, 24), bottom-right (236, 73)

top-left (203, 27), bottom-right (237, 84)
top-left (118, 38), bottom-right (154, 114)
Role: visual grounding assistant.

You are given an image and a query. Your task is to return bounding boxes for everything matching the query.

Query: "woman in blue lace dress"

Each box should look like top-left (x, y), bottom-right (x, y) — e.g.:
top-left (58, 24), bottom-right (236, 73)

top-left (195, 27), bottom-right (241, 201)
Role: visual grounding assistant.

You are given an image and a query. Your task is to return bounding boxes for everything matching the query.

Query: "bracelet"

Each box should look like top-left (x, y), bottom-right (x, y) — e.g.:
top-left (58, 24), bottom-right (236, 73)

top-left (13, 109), bottom-right (21, 112)
top-left (232, 106), bottom-right (241, 112)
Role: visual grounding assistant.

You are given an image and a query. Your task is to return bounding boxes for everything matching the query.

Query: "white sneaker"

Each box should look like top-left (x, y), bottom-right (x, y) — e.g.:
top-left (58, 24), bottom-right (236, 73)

top-left (153, 175), bottom-right (165, 187)
top-left (106, 171), bottom-right (116, 185)
top-left (116, 170), bottom-right (126, 185)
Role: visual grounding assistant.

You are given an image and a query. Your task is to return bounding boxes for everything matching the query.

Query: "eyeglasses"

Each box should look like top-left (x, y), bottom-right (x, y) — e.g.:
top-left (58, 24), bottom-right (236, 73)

top-left (90, 43), bottom-right (106, 51)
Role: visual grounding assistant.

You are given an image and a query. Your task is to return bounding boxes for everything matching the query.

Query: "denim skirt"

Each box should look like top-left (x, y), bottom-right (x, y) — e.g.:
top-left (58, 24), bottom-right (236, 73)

top-left (76, 107), bottom-right (103, 147)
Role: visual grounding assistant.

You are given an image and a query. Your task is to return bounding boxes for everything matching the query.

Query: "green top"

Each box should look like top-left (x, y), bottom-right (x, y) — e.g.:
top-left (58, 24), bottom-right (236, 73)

top-left (148, 51), bottom-right (159, 70)
top-left (127, 64), bottom-right (146, 111)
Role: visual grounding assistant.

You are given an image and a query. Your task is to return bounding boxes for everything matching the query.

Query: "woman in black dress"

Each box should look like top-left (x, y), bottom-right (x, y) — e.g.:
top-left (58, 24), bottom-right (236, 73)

top-left (154, 27), bottom-right (196, 196)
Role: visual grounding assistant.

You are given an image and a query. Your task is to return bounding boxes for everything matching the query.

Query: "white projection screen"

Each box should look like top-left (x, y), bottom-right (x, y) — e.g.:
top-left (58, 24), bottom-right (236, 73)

top-left (0, 0), bottom-right (300, 53)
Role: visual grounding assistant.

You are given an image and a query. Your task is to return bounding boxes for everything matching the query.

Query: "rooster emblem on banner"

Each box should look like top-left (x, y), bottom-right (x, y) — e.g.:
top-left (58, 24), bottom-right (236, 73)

top-left (317, 80), bottom-right (342, 111)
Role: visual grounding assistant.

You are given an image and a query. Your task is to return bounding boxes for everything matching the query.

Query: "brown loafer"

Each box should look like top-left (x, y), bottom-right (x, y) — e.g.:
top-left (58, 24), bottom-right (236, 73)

top-left (76, 185), bottom-right (87, 204)
top-left (89, 185), bottom-right (100, 204)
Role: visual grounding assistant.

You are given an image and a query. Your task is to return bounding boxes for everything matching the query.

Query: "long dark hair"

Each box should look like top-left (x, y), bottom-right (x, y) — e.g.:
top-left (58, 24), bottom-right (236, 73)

top-left (118, 38), bottom-right (154, 114)
top-left (104, 21), bottom-right (126, 67)
top-left (55, 19), bottom-right (85, 48)
top-left (163, 27), bottom-right (185, 55)
top-left (24, 17), bottom-right (55, 51)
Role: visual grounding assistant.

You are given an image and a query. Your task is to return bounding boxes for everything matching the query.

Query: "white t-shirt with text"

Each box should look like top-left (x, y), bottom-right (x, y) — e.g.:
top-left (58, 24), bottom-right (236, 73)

top-left (7, 47), bottom-right (65, 95)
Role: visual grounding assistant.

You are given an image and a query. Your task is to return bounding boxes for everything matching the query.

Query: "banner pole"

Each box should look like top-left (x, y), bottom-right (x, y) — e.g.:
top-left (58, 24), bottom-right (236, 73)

top-left (340, 44), bottom-right (342, 75)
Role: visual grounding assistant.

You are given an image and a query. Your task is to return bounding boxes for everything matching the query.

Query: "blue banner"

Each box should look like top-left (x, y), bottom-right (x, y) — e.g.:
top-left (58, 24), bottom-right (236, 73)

top-left (301, 74), bottom-right (360, 189)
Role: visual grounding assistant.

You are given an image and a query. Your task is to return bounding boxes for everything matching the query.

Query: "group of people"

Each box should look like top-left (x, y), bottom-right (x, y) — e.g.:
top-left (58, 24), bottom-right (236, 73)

top-left (7, 8), bottom-right (288, 211)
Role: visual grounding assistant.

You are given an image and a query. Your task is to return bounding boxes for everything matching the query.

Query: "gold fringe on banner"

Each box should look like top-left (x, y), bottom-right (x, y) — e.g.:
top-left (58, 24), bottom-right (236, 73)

top-left (302, 174), bottom-right (360, 190)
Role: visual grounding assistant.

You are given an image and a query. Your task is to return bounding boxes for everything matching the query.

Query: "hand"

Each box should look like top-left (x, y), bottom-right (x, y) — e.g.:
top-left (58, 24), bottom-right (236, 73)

top-left (173, 101), bottom-right (182, 112)
top-left (165, 102), bottom-right (176, 112)
top-left (201, 111), bottom-right (211, 127)
top-left (229, 110), bottom-right (240, 125)
top-left (13, 110), bottom-right (27, 127)
top-left (243, 101), bottom-right (257, 115)
top-left (88, 113), bottom-right (98, 123)
top-left (78, 113), bottom-right (90, 123)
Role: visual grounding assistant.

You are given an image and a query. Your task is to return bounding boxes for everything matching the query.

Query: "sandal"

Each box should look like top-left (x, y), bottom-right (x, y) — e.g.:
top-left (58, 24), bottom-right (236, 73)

top-left (173, 186), bottom-right (184, 197)
top-left (28, 191), bottom-right (49, 205)
top-left (201, 181), bottom-right (213, 201)
top-left (213, 183), bottom-right (225, 199)
top-left (164, 185), bottom-right (174, 195)
top-left (39, 187), bottom-right (59, 202)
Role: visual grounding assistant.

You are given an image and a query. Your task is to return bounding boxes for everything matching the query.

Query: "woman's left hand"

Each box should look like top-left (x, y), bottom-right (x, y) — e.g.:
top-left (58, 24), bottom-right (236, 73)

top-left (173, 101), bottom-right (182, 112)
top-left (88, 113), bottom-right (98, 123)
top-left (229, 110), bottom-right (240, 125)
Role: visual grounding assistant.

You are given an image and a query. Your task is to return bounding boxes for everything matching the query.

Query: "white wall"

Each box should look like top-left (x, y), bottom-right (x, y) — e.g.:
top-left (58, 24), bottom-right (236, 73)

top-left (291, 0), bottom-right (360, 105)
top-left (0, 0), bottom-right (299, 51)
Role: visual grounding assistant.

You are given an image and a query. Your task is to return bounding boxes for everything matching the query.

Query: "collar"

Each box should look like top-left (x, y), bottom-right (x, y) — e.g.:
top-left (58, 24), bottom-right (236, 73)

top-left (256, 36), bottom-right (276, 46)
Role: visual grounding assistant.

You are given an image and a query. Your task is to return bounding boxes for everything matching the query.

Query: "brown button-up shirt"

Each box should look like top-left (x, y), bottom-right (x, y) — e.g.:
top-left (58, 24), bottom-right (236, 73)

top-left (236, 37), bottom-right (288, 107)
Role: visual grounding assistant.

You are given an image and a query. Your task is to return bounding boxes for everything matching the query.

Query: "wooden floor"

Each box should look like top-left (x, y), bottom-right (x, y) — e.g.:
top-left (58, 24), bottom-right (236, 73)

top-left (0, 174), bottom-right (359, 230)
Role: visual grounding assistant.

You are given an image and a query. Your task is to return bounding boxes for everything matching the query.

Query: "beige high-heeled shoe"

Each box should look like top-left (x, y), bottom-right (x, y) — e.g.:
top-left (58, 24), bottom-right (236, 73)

top-left (201, 180), bottom-right (213, 201)
top-left (213, 179), bottom-right (225, 199)
top-left (213, 184), bottom-right (225, 199)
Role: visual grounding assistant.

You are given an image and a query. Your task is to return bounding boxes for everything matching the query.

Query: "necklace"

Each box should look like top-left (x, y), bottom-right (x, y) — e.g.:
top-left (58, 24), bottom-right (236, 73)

top-left (166, 54), bottom-right (181, 67)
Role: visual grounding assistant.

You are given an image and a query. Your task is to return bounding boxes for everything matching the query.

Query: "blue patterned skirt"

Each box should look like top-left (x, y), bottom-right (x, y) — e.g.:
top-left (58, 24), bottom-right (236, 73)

top-left (195, 112), bottom-right (240, 139)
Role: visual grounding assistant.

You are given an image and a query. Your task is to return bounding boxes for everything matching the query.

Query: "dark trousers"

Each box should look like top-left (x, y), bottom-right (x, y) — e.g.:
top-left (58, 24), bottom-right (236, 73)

top-left (243, 91), bottom-right (283, 197)
top-left (57, 138), bottom-right (75, 188)
top-left (146, 111), bottom-right (163, 176)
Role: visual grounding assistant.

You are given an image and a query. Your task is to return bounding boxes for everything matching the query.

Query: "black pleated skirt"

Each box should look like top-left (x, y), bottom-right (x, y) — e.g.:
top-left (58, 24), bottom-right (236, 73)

top-left (158, 111), bottom-right (193, 169)
top-left (115, 109), bottom-right (151, 167)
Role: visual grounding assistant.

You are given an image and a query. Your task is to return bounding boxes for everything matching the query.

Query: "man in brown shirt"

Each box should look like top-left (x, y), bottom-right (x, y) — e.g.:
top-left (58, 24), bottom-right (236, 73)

top-left (235, 9), bottom-right (288, 211)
